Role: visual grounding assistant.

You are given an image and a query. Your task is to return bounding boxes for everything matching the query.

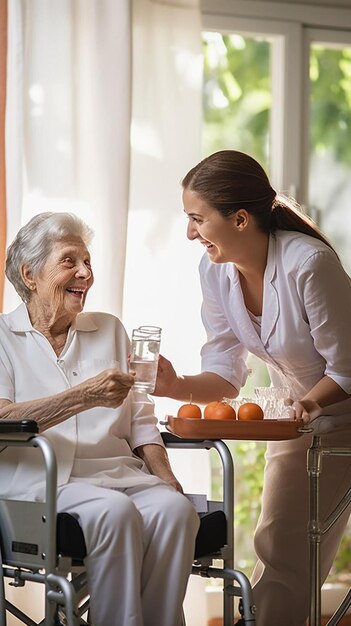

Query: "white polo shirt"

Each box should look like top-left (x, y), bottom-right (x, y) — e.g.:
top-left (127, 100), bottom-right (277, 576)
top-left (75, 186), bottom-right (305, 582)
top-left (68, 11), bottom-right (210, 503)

top-left (0, 304), bottom-right (164, 500)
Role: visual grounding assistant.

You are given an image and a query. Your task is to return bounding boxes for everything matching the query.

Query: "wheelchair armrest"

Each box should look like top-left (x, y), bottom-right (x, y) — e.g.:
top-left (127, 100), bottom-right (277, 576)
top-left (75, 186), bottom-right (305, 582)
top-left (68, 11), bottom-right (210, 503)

top-left (161, 432), bottom-right (207, 445)
top-left (0, 420), bottom-right (39, 442)
top-left (161, 431), bottom-right (218, 451)
top-left (0, 419), bottom-right (39, 435)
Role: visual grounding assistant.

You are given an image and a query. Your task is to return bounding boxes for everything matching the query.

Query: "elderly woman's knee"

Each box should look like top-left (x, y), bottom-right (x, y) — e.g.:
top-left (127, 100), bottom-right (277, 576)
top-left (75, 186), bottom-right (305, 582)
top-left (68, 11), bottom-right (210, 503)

top-left (85, 492), bottom-right (143, 552)
top-left (102, 492), bottom-right (141, 527)
top-left (162, 491), bottom-right (200, 533)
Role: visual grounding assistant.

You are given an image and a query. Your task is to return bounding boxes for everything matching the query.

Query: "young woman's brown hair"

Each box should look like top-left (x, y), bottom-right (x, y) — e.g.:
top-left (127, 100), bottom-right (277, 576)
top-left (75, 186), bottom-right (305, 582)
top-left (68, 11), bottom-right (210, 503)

top-left (182, 150), bottom-right (335, 252)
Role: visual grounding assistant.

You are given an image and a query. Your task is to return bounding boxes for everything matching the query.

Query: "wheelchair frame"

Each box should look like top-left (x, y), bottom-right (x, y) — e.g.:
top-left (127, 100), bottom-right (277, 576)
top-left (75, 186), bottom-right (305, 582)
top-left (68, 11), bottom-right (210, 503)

top-left (0, 421), bottom-right (256, 626)
top-left (163, 432), bottom-right (256, 625)
top-left (0, 424), bottom-right (90, 626)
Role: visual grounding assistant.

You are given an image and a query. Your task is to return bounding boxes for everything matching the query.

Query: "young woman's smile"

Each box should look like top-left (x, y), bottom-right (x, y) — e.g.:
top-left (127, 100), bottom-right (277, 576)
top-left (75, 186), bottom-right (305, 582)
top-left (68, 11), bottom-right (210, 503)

top-left (183, 188), bottom-right (240, 264)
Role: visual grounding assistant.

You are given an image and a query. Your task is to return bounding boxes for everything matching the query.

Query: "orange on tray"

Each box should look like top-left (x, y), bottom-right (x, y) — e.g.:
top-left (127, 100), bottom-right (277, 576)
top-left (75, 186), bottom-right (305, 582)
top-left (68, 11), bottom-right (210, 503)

top-left (204, 401), bottom-right (236, 420)
top-left (177, 402), bottom-right (202, 419)
top-left (237, 402), bottom-right (264, 421)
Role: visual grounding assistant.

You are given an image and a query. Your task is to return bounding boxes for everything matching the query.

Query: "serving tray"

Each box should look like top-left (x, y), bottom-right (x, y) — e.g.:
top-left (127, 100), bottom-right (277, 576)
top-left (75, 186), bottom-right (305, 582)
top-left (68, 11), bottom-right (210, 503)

top-left (165, 415), bottom-right (305, 441)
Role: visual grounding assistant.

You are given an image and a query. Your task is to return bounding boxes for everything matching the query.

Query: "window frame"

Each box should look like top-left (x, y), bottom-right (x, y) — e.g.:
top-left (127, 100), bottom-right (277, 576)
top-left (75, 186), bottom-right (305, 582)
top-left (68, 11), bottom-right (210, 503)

top-left (202, 14), bottom-right (303, 197)
top-left (201, 1), bottom-right (351, 206)
top-left (301, 26), bottom-right (351, 207)
top-left (201, 0), bottom-right (351, 29)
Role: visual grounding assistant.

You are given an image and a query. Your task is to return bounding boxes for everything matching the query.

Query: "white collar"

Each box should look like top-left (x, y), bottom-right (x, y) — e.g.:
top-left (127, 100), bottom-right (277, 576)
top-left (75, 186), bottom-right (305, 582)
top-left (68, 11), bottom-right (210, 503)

top-left (4, 302), bottom-right (98, 333)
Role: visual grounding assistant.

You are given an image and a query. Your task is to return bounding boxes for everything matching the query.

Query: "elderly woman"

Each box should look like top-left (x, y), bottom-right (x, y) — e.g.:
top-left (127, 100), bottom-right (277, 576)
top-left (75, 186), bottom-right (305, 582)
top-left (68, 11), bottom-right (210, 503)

top-left (0, 212), bottom-right (199, 626)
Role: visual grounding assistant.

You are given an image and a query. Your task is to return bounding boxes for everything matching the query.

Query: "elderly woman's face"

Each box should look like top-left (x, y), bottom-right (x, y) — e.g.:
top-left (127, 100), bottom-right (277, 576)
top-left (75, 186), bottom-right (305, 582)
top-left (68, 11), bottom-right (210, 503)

top-left (28, 237), bottom-right (93, 319)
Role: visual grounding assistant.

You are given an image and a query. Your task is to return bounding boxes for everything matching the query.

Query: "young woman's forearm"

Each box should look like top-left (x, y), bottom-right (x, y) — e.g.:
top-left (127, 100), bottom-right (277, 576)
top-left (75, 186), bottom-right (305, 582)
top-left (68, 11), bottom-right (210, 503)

top-left (171, 372), bottom-right (238, 404)
top-left (303, 375), bottom-right (350, 408)
top-left (0, 387), bottom-right (89, 432)
top-left (154, 355), bottom-right (238, 403)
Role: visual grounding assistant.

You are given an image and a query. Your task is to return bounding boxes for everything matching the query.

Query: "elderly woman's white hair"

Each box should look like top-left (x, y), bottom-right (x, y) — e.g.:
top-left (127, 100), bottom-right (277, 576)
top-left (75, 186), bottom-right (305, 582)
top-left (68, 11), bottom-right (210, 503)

top-left (6, 212), bottom-right (94, 302)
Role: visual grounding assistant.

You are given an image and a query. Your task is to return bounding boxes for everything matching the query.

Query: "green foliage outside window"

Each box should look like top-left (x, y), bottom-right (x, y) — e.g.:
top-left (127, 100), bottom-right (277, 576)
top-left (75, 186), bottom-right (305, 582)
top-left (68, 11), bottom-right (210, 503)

top-left (310, 46), bottom-right (351, 165)
top-left (202, 32), bottom-right (270, 170)
top-left (203, 33), bottom-right (351, 168)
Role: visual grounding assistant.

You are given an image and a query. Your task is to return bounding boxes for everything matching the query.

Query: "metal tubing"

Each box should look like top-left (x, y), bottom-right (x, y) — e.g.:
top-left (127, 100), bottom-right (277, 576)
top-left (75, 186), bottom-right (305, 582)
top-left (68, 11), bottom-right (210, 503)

top-left (308, 436), bottom-right (323, 626)
top-left (2, 568), bottom-right (45, 585)
top-left (204, 567), bottom-right (256, 623)
top-left (47, 573), bottom-right (79, 626)
top-left (322, 486), bottom-right (351, 535)
top-left (31, 437), bottom-right (58, 626)
top-left (208, 440), bottom-right (235, 625)
top-left (308, 434), bottom-right (351, 626)
top-left (0, 544), bottom-right (6, 626)
top-left (166, 439), bottom-right (255, 626)
top-left (32, 437), bottom-right (58, 575)
top-left (211, 440), bottom-right (235, 561)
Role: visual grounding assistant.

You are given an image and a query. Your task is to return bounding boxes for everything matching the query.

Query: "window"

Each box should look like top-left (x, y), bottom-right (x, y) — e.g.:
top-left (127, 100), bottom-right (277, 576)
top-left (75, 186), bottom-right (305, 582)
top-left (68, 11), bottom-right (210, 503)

top-left (203, 31), bottom-right (271, 170)
top-left (201, 0), bottom-right (351, 588)
top-left (306, 29), bottom-right (351, 272)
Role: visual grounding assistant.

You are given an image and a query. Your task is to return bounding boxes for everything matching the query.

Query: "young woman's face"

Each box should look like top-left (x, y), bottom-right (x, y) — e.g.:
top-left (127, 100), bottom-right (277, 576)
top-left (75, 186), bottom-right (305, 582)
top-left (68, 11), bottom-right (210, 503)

top-left (183, 188), bottom-right (242, 264)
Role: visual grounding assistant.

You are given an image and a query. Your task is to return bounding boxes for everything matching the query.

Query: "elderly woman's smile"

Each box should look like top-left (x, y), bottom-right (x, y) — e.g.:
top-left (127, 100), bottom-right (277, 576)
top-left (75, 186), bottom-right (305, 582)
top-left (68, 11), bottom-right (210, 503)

top-left (22, 236), bottom-right (94, 334)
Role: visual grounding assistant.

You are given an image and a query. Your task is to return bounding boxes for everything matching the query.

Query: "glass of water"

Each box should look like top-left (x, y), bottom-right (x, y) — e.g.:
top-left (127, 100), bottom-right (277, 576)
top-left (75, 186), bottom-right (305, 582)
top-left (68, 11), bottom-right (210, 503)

top-left (129, 326), bottom-right (161, 393)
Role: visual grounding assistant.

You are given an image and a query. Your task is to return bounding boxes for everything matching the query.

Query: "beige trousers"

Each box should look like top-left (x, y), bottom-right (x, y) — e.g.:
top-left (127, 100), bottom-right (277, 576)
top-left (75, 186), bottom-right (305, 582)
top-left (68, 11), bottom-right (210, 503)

top-left (251, 430), bottom-right (351, 626)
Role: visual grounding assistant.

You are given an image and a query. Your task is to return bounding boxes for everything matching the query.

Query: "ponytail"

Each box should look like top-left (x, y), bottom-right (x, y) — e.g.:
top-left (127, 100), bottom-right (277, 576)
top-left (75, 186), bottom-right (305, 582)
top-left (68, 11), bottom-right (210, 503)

top-left (269, 194), bottom-right (337, 255)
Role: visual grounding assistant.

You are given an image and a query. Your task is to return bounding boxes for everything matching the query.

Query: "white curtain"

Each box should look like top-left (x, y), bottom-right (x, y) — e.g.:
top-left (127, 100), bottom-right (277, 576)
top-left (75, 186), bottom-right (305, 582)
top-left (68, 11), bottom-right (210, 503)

top-left (4, 1), bottom-right (131, 620)
top-left (4, 0), bottom-right (131, 316)
top-left (124, 0), bottom-right (205, 431)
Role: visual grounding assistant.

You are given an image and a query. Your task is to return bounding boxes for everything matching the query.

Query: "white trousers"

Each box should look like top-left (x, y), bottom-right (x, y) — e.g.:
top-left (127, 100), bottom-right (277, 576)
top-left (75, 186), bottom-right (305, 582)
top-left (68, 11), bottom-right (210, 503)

top-left (57, 481), bottom-right (200, 626)
top-left (251, 430), bottom-right (351, 626)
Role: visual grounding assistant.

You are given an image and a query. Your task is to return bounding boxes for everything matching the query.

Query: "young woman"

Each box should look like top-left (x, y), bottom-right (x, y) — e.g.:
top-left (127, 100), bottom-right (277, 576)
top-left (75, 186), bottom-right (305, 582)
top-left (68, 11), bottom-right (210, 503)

top-left (154, 150), bottom-right (351, 626)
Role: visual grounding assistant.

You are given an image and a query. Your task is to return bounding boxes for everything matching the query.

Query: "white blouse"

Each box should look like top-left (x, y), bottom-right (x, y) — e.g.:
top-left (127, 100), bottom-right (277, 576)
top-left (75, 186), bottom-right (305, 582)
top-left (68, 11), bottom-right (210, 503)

top-left (0, 304), bottom-right (165, 500)
top-left (247, 310), bottom-right (262, 337)
top-left (199, 230), bottom-right (351, 414)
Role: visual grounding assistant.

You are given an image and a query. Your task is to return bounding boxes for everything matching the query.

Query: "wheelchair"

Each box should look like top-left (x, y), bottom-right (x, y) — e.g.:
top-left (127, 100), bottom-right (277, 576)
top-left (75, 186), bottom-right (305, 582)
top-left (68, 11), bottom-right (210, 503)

top-left (0, 420), bottom-right (256, 626)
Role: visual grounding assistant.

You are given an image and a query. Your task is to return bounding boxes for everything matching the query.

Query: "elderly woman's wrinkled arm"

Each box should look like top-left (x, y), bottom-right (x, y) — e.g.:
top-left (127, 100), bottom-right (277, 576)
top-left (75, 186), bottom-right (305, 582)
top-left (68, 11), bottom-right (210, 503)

top-left (135, 443), bottom-right (183, 493)
top-left (0, 368), bottom-right (135, 432)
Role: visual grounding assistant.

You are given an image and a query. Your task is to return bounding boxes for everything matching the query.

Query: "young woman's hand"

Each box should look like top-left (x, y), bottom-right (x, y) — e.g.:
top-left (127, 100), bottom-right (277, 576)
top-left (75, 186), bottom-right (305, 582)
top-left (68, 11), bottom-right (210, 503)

top-left (288, 399), bottom-right (322, 424)
top-left (152, 354), bottom-right (179, 397)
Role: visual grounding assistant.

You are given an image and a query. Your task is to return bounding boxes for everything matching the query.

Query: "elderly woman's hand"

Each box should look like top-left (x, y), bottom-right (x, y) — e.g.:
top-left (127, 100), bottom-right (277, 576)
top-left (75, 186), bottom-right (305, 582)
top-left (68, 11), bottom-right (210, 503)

top-left (135, 443), bottom-right (184, 493)
top-left (83, 368), bottom-right (135, 409)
